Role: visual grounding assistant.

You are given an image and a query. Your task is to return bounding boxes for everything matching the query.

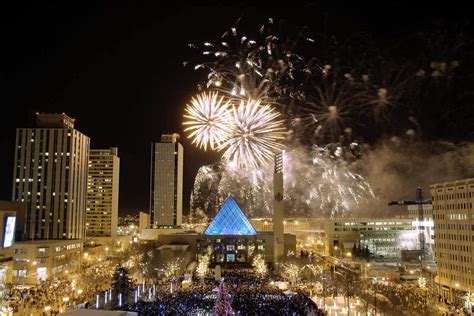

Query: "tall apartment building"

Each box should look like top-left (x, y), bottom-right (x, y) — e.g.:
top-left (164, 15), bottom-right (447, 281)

top-left (86, 148), bottom-right (120, 237)
top-left (431, 178), bottom-right (474, 307)
top-left (12, 113), bottom-right (90, 240)
top-left (150, 134), bottom-right (183, 228)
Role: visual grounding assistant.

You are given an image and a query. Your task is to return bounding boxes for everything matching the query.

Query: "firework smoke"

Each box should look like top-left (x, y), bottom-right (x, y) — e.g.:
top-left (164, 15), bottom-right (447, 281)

top-left (191, 143), bottom-right (375, 218)
top-left (354, 139), bottom-right (474, 216)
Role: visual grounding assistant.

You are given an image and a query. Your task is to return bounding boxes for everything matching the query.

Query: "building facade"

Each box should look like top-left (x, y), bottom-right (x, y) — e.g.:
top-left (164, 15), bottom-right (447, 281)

top-left (325, 217), bottom-right (419, 259)
top-left (0, 201), bottom-right (26, 299)
top-left (139, 211), bottom-right (150, 231)
top-left (431, 178), bottom-right (474, 307)
top-left (150, 134), bottom-right (183, 228)
top-left (12, 239), bottom-right (82, 286)
top-left (86, 148), bottom-right (120, 237)
top-left (12, 113), bottom-right (90, 240)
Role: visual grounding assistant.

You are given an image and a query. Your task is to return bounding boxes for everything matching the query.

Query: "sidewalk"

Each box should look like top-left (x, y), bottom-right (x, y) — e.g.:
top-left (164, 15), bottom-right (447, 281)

top-left (312, 295), bottom-right (367, 315)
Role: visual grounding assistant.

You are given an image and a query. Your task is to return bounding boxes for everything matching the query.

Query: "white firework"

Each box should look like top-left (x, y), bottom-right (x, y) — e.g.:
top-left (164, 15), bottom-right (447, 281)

top-left (219, 98), bottom-right (286, 169)
top-left (183, 92), bottom-right (231, 151)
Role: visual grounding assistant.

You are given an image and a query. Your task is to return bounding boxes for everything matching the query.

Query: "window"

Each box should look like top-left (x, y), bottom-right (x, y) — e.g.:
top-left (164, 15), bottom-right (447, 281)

top-left (37, 267), bottom-right (47, 281)
top-left (38, 247), bottom-right (46, 254)
top-left (14, 249), bottom-right (26, 255)
top-left (216, 254), bottom-right (224, 263)
top-left (226, 254), bottom-right (236, 262)
top-left (237, 253), bottom-right (246, 262)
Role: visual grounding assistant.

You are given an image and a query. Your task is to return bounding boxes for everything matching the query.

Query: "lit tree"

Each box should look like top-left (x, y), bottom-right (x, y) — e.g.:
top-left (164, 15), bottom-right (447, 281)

top-left (306, 263), bottom-right (323, 278)
top-left (138, 246), bottom-right (160, 283)
top-left (164, 257), bottom-right (183, 281)
top-left (280, 262), bottom-right (304, 285)
top-left (213, 279), bottom-right (235, 316)
top-left (196, 248), bottom-right (211, 282)
top-left (252, 254), bottom-right (267, 277)
top-left (334, 272), bottom-right (361, 315)
top-left (111, 265), bottom-right (134, 308)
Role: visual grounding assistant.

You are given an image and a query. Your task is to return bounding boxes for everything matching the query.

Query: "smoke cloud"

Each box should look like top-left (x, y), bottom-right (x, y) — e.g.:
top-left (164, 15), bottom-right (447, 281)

top-left (354, 139), bottom-right (474, 216)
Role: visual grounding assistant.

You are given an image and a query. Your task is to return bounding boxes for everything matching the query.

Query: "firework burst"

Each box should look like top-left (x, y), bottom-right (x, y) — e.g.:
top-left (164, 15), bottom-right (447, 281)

top-left (220, 98), bottom-right (286, 169)
top-left (186, 18), bottom-right (322, 108)
top-left (183, 92), bottom-right (231, 150)
top-left (303, 76), bottom-right (362, 143)
top-left (359, 65), bottom-right (414, 123)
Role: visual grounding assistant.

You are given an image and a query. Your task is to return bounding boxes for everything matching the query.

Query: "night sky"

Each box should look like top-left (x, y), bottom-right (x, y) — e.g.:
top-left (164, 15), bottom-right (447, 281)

top-left (1, 2), bottom-right (472, 215)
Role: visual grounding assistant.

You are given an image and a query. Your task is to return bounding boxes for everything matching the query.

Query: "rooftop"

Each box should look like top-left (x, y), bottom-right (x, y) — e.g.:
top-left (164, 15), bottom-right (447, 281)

top-left (36, 112), bottom-right (75, 129)
top-left (13, 239), bottom-right (82, 246)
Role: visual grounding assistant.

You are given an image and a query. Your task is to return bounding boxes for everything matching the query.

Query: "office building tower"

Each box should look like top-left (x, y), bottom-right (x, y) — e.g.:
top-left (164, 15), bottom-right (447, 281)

top-left (86, 148), bottom-right (120, 237)
top-left (150, 134), bottom-right (183, 228)
top-left (12, 113), bottom-right (90, 239)
top-left (431, 178), bottom-right (474, 306)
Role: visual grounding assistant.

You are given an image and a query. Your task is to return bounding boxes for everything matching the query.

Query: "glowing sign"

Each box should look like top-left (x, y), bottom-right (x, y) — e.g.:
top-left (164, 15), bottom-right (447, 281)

top-left (3, 216), bottom-right (16, 248)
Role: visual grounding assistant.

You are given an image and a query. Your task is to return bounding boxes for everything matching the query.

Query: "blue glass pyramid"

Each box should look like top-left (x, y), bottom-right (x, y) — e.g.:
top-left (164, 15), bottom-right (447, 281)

top-left (204, 196), bottom-right (257, 236)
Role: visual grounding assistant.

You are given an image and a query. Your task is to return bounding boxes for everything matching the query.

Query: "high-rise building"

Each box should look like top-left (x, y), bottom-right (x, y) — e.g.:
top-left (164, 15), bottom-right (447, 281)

top-left (431, 178), bottom-right (474, 307)
top-left (12, 113), bottom-right (90, 240)
top-left (86, 148), bottom-right (120, 237)
top-left (150, 134), bottom-right (183, 228)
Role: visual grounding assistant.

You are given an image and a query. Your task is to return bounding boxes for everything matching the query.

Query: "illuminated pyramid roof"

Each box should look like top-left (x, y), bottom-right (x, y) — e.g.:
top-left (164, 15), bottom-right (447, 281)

top-left (204, 196), bottom-right (257, 236)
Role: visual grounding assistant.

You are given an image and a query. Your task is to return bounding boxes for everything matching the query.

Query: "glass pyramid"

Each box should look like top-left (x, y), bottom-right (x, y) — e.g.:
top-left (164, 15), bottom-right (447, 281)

top-left (204, 196), bottom-right (257, 236)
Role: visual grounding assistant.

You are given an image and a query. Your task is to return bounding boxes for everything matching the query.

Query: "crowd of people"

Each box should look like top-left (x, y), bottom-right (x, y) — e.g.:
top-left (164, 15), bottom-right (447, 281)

top-left (126, 269), bottom-right (323, 315)
top-left (5, 278), bottom-right (79, 315)
top-left (363, 282), bottom-right (436, 314)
